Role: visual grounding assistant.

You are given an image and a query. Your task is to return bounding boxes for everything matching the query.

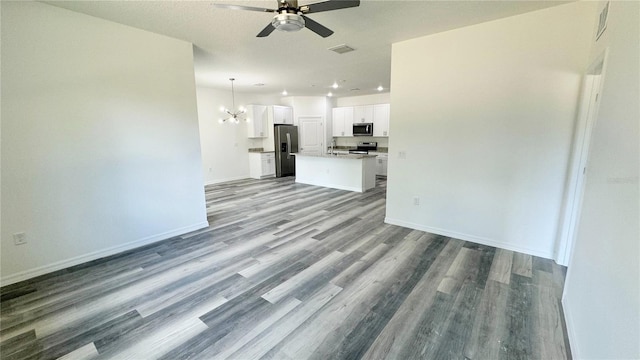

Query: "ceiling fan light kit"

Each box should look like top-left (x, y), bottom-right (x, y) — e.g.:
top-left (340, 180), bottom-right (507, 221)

top-left (272, 13), bottom-right (305, 32)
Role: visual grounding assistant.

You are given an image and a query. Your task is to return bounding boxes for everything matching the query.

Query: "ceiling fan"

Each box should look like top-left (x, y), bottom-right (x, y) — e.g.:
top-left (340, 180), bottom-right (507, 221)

top-left (214, 0), bottom-right (360, 38)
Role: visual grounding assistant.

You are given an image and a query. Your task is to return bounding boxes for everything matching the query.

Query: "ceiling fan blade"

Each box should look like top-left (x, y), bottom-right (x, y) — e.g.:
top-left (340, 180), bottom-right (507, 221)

top-left (214, 3), bottom-right (275, 13)
top-left (301, 15), bottom-right (334, 38)
top-left (302, 0), bottom-right (360, 14)
top-left (257, 23), bottom-right (276, 37)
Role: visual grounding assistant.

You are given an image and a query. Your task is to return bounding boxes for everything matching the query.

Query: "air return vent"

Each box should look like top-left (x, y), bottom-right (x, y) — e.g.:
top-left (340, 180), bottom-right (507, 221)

top-left (328, 44), bottom-right (355, 54)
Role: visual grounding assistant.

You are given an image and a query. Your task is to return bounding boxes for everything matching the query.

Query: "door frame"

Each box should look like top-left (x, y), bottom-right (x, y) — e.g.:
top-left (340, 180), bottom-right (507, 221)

top-left (555, 49), bottom-right (609, 266)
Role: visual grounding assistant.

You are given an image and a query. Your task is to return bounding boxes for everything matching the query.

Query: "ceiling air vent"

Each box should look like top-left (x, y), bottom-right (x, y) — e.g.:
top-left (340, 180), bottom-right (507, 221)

top-left (328, 44), bottom-right (355, 54)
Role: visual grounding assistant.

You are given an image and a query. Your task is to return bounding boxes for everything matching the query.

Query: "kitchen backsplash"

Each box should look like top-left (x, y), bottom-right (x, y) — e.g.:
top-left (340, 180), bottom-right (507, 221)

top-left (248, 138), bottom-right (263, 148)
top-left (334, 137), bottom-right (389, 148)
top-left (331, 146), bottom-right (388, 153)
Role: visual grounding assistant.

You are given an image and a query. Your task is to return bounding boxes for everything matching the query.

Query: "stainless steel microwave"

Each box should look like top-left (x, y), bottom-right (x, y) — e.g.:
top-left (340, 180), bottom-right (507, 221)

top-left (353, 123), bottom-right (373, 136)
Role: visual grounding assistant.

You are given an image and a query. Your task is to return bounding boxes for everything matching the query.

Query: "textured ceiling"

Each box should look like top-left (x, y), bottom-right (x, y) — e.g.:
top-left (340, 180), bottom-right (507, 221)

top-left (44, 0), bottom-right (568, 97)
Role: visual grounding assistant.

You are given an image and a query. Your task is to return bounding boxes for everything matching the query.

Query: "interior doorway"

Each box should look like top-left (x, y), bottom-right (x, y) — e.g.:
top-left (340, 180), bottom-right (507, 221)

top-left (298, 116), bottom-right (324, 155)
top-left (555, 50), bottom-right (609, 266)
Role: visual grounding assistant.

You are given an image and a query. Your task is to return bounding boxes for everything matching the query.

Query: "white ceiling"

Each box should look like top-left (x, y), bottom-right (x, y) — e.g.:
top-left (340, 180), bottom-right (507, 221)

top-left (44, 0), bottom-right (568, 97)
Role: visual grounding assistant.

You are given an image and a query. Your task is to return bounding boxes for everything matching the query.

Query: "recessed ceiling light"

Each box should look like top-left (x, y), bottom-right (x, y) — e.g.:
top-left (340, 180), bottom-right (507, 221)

top-left (327, 92), bottom-right (333, 97)
top-left (282, 90), bottom-right (288, 96)
top-left (377, 85), bottom-right (384, 91)
top-left (332, 82), bottom-right (339, 89)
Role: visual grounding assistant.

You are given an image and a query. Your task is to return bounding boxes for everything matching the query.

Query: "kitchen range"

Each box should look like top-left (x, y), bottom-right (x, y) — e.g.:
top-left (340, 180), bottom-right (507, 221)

top-left (347, 141), bottom-right (377, 154)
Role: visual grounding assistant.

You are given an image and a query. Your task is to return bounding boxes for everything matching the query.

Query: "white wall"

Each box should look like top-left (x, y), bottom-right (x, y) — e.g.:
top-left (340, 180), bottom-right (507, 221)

top-left (1, 2), bottom-right (208, 284)
top-left (288, 96), bottom-right (330, 120)
top-left (562, 1), bottom-right (640, 358)
top-left (386, 2), bottom-right (596, 258)
top-left (336, 93), bottom-right (390, 107)
top-left (196, 87), bottom-right (279, 184)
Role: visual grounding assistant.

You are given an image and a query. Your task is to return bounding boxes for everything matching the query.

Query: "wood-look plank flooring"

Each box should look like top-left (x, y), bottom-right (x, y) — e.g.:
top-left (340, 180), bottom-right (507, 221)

top-left (0, 177), bottom-right (572, 359)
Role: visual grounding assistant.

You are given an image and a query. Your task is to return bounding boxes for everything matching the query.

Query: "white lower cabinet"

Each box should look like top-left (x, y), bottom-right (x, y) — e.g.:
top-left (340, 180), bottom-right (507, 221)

top-left (249, 152), bottom-right (275, 179)
top-left (375, 154), bottom-right (388, 176)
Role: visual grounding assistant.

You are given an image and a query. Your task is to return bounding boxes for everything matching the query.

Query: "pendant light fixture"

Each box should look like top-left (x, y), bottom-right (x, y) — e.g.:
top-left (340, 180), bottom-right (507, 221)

top-left (219, 78), bottom-right (246, 124)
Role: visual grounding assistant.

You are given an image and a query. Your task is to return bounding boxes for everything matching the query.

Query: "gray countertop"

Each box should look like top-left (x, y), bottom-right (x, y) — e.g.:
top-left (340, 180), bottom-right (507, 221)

top-left (292, 153), bottom-right (377, 160)
top-left (248, 148), bottom-right (274, 154)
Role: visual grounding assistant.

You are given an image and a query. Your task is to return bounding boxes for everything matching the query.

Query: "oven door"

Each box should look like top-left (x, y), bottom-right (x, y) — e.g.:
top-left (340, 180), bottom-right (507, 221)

top-left (353, 123), bottom-right (373, 136)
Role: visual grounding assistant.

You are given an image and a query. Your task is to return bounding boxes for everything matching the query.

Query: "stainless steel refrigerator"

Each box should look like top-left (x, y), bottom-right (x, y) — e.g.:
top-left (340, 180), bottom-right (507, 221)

top-left (274, 125), bottom-right (298, 177)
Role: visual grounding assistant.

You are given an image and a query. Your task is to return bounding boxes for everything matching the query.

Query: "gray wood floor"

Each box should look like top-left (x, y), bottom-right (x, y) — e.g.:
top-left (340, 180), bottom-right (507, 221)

top-left (0, 177), bottom-right (571, 360)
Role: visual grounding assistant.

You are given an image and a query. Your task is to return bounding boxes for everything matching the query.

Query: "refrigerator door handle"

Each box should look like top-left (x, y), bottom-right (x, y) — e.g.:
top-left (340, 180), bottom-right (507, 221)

top-left (286, 133), bottom-right (292, 160)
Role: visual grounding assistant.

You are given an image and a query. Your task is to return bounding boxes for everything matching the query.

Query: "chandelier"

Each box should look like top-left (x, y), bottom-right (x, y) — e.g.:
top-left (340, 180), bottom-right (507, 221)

top-left (219, 78), bottom-right (246, 124)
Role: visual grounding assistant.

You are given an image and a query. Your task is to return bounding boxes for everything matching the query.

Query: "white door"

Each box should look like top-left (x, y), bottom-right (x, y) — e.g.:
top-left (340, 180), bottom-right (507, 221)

top-left (299, 116), bottom-right (324, 155)
top-left (555, 51), bottom-right (608, 266)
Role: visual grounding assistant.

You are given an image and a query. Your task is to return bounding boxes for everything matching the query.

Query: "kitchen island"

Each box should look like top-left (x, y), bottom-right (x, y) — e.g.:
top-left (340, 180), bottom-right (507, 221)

top-left (293, 153), bottom-right (377, 192)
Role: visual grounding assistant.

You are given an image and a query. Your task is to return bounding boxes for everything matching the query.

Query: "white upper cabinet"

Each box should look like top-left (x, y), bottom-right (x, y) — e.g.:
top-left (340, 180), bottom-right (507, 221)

top-left (373, 103), bottom-right (390, 137)
top-left (353, 105), bottom-right (374, 123)
top-left (332, 107), bottom-right (354, 137)
top-left (332, 103), bottom-right (390, 137)
top-left (246, 105), bottom-right (267, 138)
top-left (270, 105), bottom-right (294, 125)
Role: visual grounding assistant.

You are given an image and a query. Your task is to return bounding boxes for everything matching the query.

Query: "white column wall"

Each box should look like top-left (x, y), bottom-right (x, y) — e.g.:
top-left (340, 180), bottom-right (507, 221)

top-left (562, 1), bottom-right (640, 358)
top-left (1, 2), bottom-right (207, 283)
top-left (385, 2), bottom-right (597, 258)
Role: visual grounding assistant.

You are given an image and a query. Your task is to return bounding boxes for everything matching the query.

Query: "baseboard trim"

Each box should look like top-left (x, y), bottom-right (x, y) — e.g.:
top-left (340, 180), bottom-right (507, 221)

top-left (561, 295), bottom-right (579, 359)
top-left (295, 180), bottom-right (364, 193)
top-left (384, 217), bottom-right (553, 259)
top-left (205, 176), bottom-right (248, 186)
top-left (0, 221), bottom-right (210, 286)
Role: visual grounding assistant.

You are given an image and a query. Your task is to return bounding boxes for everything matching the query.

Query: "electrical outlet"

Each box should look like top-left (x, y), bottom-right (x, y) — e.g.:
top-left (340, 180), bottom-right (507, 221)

top-left (13, 232), bottom-right (27, 245)
top-left (399, 151), bottom-right (407, 159)
top-left (413, 197), bottom-right (420, 206)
